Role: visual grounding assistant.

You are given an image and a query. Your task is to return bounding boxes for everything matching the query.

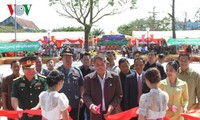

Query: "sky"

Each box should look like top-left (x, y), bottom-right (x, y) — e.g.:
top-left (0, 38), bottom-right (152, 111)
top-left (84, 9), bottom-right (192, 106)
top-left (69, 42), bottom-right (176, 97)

top-left (1, 0), bottom-right (200, 34)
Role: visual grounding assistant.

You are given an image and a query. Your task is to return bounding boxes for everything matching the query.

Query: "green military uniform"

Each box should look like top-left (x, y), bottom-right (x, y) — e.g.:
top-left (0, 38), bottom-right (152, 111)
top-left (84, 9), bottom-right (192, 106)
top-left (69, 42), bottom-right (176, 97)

top-left (12, 56), bottom-right (48, 120)
top-left (12, 74), bottom-right (47, 120)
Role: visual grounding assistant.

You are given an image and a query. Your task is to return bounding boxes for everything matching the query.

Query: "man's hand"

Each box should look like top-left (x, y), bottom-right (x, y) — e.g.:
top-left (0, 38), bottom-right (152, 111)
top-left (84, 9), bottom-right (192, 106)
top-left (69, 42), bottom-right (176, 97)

top-left (90, 105), bottom-right (101, 114)
top-left (104, 105), bottom-right (114, 116)
top-left (27, 107), bottom-right (38, 117)
top-left (16, 108), bottom-right (23, 118)
top-left (183, 107), bottom-right (188, 113)
top-left (79, 98), bottom-right (84, 108)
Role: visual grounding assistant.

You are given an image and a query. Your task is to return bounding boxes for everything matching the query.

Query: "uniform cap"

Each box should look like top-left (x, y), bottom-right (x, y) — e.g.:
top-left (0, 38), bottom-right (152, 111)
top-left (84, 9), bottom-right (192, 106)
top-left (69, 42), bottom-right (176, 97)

top-left (60, 47), bottom-right (73, 56)
top-left (19, 56), bottom-right (36, 68)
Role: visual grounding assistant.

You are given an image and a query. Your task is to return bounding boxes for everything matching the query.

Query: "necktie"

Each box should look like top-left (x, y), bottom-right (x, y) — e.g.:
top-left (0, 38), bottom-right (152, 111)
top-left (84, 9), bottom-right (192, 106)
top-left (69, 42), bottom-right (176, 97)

top-left (138, 76), bottom-right (142, 103)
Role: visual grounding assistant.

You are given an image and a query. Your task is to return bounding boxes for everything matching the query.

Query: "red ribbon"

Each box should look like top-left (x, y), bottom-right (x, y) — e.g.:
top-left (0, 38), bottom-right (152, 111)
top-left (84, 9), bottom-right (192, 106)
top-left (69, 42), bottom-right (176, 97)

top-left (105, 107), bottom-right (139, 120)
top-left (0, 110), bottom-right (18, 120)
top-left (104, 107), bottom-right (169, 120)
top-left (181, 109), bottom-right (200, 120)
top-left (0, 106), bottom-right (72, 120)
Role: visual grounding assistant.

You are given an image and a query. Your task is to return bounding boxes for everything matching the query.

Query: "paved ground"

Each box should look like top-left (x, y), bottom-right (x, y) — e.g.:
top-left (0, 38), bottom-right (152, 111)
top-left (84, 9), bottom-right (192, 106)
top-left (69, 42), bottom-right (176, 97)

top-left (0, 56), bottom-right (200, 77)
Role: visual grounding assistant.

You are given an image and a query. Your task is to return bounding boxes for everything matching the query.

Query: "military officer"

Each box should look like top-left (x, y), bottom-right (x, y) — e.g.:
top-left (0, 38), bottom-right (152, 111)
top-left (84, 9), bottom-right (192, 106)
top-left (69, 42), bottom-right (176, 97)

top-left (57, 47), bottom-right (84, 120)
top-left (11, 56), bottom-right (48, 120)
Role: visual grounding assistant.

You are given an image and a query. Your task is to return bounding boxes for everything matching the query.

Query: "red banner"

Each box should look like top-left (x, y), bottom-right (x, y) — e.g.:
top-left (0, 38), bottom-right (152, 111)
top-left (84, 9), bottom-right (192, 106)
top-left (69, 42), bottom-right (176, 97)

top-left (67, 38), bottom-right (83, 45)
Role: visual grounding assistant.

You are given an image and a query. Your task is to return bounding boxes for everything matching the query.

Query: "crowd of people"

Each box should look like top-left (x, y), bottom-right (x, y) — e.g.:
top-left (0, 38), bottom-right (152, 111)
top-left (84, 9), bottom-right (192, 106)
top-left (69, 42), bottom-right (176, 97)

top-left (0, 46), bottom-right (199, 120)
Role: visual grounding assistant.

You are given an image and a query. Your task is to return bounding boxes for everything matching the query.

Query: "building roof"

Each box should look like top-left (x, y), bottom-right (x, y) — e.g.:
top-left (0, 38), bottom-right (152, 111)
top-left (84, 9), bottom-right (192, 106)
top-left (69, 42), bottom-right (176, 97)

top-left (0, 16), bottom-right (38, 29)
top-left (15, 17), bottom-right (38, 29)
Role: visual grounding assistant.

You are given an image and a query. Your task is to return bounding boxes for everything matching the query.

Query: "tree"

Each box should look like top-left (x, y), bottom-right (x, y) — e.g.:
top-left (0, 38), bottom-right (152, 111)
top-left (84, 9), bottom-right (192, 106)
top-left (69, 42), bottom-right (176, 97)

top-left (168, 0), bottom-right (176, 38)
top-left (92, 28), bottom-right (105, 37)
top-left (49, 0), bottom-right (137, 51)
top-left (52, 26), bottom-right (84, 32)
top-left (117, 16), bottom-right (171, 35)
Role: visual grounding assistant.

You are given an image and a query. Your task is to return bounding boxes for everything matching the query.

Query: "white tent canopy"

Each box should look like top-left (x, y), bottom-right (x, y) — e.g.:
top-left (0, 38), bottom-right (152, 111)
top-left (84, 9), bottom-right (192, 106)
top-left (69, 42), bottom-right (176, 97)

top-left (0, 32), bottom-right (84, 42)
top-left (132, 30), bottom-right (200, 41)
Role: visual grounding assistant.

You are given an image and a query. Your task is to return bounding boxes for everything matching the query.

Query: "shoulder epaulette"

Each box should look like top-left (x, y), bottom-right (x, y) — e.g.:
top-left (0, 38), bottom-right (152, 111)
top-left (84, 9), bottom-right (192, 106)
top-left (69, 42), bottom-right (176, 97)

top-left (38, 74), bottom-right (46, 78)
top-left (73, 66), bottom-right (80, 71)
top-left (13, 76), bottom-right (21, 81)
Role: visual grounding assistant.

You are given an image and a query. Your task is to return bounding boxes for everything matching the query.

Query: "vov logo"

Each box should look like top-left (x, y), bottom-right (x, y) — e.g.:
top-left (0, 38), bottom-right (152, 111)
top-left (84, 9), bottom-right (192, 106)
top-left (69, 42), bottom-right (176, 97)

top-left (7, 4), bottom-right (32, 16)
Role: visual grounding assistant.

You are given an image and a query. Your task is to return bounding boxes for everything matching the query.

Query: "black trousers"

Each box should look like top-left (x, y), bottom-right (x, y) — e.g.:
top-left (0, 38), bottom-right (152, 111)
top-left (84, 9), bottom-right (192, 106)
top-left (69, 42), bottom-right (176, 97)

top-left (79, 104), bottom-right (85, 120)
top-left (19, 113), bottom-right (42, 120)
top-left (70, 108), bottom-right (79, 120)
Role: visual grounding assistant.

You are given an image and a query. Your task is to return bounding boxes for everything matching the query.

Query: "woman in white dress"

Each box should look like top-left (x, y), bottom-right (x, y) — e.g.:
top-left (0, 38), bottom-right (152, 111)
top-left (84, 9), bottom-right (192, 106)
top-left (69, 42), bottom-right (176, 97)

top-left (35, 70), bottom-right (69, 120)
top-left (137, 68), bottom-right (169, 120)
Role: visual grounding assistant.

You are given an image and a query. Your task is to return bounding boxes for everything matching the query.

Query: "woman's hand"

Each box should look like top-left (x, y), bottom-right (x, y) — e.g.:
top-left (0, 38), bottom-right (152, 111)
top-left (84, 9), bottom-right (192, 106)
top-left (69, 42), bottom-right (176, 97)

top-left (183, 107), bottom-right (187, 113)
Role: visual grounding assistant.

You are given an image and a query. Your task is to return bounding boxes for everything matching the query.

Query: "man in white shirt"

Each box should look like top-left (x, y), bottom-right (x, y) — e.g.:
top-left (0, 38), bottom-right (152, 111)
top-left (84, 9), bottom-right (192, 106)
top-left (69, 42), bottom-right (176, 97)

top-left (106, 51), bottom-right (120, 74)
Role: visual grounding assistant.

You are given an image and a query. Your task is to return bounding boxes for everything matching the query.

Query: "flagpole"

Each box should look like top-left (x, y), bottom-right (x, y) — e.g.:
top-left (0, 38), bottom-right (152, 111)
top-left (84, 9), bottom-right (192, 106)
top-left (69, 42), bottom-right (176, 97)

top-left (14, 0), bottom-right (17, 41)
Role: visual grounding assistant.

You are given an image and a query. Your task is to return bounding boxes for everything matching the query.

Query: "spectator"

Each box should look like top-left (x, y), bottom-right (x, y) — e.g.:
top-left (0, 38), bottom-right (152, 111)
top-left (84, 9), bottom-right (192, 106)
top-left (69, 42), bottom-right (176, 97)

top-left (1, 60), bottom-right (21, 120)
top-left (121, 46), bottom-right (126, 57)
top-left (124, 57), bottom-right (150, 120)
top-left (130, 51), bottom-right (142, 70)
top-left (118, 58), bottom-right (133, 111)
top-left (46, 59), bottom-right (56, 71)
top-left (79, 52), bottom-right (95, 120)
top-left (157, 53), bottom-right (166, 65)
top-left (177, 53), bottom-right (200, 110)
top-left (144, 50), bottom-right (167, 80)
top-left (35, 56), bottom-right (50, 76)
top-left (106, 51), bottom-right (120, 74)
top-left (90, 56), bottom-right (95, 67)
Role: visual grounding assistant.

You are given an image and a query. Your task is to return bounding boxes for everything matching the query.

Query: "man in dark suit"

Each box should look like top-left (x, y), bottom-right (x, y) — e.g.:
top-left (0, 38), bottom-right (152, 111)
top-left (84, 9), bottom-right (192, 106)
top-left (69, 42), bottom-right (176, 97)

top-left (144, 50), bottom-right (166, 80)
top-left (79, 52), bottom-right (95, 120)
top-left (124, 57), bottom-right (150, 120)
top-left (2, 60), bottom-right (21, 120)
top-left (83, 53), bottom-right (123, 120)
top-left (118, 58), bottom-right (133, 111)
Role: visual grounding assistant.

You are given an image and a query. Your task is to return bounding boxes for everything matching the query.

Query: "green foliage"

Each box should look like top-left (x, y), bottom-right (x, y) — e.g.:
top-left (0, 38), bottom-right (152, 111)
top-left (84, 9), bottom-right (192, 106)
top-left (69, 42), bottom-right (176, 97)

top-left (26, 29), bottom-right (47, 33)
top-left (48, 0), bottom-right (137, 51)
top-left (92, 28), bottom-right (105, 37)
top-left (52, 26), bottom-right (84, 32)
top-left (117, 16), bottom-right (171, 35)
top-left (0, 26), bottom-right (25, 33)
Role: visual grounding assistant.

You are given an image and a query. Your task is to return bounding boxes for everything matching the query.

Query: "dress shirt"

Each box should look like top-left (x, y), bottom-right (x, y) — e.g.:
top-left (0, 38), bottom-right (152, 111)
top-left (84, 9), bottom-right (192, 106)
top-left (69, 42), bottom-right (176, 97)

top-left (97, 73), bottom-right (106, 111)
